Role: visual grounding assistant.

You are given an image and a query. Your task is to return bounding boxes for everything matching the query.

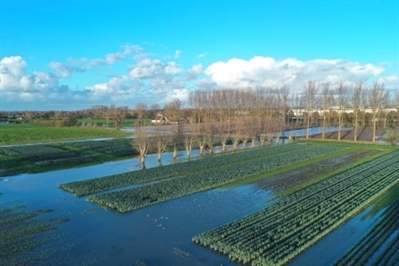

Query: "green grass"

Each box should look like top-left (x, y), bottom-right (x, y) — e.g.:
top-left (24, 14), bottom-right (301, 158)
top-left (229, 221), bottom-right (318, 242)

top-left (0, 124), bottom-right (129, 145)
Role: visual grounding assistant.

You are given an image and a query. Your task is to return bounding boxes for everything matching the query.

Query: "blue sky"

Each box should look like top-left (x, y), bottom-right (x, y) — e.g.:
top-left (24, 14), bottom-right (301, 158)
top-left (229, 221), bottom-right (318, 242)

top-left (1, 0), bottom-right (398, 111)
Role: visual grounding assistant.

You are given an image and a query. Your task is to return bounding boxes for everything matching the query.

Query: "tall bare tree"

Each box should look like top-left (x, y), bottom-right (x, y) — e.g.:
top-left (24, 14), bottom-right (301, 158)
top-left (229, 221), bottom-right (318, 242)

top-left (352, 82), bottom-right (363, 141)
top-left (321, 83), bottom-right (332, 139)
top-left (336, 82), bottom-right (348, 141)
top-left (135, 102), bottom-right (148, 126)
top-left (367, 82), bottom-right (386, 142)
top-left (304, 81), bottom-right (318, 139)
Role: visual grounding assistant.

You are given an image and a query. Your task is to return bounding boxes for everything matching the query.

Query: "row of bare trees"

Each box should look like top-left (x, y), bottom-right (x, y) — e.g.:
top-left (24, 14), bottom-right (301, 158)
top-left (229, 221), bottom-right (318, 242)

top-left (303, 81), bottom-right (393, 142)
top-left (132, 82), bottom-right (398, 167)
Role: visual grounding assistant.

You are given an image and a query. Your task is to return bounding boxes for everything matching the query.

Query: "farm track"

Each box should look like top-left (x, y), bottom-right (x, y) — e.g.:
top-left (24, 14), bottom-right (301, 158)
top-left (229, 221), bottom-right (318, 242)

top-left (59, 143), bottom-right (315, 196)
top-left (86, 144), bottom-right (346, 212)
top-left (192, 150), bottom-right (399, 265)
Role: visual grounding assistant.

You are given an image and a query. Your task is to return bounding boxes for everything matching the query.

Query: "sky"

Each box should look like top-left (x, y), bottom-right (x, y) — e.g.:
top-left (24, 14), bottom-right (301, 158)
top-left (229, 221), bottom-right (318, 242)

top-left (1, 0), bottom-right (398, 111)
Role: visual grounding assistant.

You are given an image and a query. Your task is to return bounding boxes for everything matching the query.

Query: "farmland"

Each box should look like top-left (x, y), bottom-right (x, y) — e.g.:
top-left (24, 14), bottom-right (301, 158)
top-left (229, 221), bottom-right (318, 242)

top-left (1, 138), bottom-right (398, 265)
top-left (75, 143), bottom-right (347, 212)
top-left (0, 139), bottom-right (136, 176)
top-left (0, 123), bottom-right (128, 145)
top-left (192, 149), bottom-right (399, 265)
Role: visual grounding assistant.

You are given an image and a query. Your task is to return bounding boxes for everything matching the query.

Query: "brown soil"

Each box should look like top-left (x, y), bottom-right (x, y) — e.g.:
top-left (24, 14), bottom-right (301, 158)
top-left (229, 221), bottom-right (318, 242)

top-left (255, 148), bottom-right (381, 194)
top-left (309, 127), bottom-right (387, 142)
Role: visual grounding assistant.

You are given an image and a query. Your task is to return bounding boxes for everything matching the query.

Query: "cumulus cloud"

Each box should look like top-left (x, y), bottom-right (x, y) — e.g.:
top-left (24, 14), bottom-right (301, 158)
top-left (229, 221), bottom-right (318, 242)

top-left (186, 64), bottom-right (204, 80)
top-left (130, 59), bottom-right (183, 79)
top-left (86, 75), bottom-right (140, 101)
top-left (205, 56), bottom-right (386, 92)
top-left (2, 51), bottom-right (397, 111)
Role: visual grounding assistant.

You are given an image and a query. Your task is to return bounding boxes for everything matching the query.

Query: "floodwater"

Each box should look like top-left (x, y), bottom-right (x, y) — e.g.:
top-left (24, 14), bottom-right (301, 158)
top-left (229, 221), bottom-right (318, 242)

top-left (290, 181), bottom-right (399, 266)
top-left (2, 126), bottom-right (395, 266)
top-left (1, 149), bottom-right (274, 265)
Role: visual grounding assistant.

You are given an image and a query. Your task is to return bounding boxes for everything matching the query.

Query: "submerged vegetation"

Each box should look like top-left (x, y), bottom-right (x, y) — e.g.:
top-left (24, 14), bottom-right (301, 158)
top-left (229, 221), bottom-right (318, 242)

top-left (0, 139), bottom-right (136, 176)
top-left (0, 205), bottom-right (69, 265)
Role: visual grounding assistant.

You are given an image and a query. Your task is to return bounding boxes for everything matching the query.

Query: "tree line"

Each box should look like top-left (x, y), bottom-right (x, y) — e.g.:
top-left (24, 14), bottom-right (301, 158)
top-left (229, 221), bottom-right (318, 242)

top-left (130, 81), bottom-right (399, 167)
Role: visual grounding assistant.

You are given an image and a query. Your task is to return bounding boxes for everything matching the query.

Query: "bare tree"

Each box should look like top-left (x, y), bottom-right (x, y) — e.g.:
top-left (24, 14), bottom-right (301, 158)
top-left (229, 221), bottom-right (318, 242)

top-left (164, 99), bottom-right (183, 122)
top-left (321, 83), bottom-right (332, 139)
top-left (153, 125), bottom-right (169, 162)
top-left (135, 102), bottom-right (148, 126)
top-left (132, 126), bottom-right (150, 168)
top-left (113, 106), bottom-right (128, 130)
top-left (183, 127), bottom-right (195, 158)
top-left (304, 81), bottom-right (318, 139)
top-left (205, 123), bottom-right (216, 154)
top-left (367, 82), bottom-right (386, 142)
top-left (336, 82), bottom-right (348, 141)
top-left (352, 82), bottom-right (363, 141)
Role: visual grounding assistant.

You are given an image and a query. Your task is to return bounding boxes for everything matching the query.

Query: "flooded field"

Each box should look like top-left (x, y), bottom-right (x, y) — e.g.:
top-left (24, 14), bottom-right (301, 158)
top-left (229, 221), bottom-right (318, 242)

top-left (1, 138), bottom-right (398, 266)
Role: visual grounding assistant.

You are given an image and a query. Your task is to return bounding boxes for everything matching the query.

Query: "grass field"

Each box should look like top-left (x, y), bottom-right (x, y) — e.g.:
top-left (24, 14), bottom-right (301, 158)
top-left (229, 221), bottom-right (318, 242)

top-left (0, 124), bottom-right (129, 145)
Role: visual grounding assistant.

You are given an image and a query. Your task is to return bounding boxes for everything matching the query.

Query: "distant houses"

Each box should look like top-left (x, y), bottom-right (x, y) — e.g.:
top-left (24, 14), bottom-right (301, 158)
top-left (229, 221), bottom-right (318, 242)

top-left (0, 116), bottom-right (9, 124)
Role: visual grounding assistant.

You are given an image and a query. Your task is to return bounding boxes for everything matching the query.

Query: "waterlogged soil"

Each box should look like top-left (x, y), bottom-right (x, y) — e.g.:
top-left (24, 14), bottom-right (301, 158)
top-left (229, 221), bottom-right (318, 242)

top-left (0, 143), bottom-right (396, 266)
top-left (291, 181), bottom-right (399, 266)
top-left (310, 127), bottom-right (387, 142)
top-left (255, 148), bottom-right (382, 193)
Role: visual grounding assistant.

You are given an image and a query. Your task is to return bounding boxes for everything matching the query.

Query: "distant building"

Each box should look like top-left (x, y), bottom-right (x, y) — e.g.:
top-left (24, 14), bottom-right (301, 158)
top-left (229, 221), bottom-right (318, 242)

top-left (0, 117), bottom-right (9, 124)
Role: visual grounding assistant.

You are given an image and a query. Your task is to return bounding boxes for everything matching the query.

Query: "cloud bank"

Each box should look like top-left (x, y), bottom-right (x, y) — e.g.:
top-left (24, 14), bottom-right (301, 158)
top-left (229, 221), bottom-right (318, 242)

top-left (1, 49), bottom-right (397, 110)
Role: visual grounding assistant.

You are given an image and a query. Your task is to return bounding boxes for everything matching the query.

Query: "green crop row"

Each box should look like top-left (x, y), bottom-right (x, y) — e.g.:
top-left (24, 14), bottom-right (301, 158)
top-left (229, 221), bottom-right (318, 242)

top-left (335, 198), bottom-right (399, 266)
top-left (59, 143), bottom-right (320, 196)
top-left (192, 150), bottom-right (399, 265)
top-left (34, 155), bottom-right (94, 167)
top-left (86, 144), bottom-right (346, 213)
top-left (1, 145), bottom-right (63, 156)
top-left (195, 150), bottom-right (396, 245)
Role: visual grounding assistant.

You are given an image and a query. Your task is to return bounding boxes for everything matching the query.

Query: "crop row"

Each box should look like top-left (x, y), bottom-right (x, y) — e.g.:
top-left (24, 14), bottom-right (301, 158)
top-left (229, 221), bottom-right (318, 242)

top-left (194, 150), bottom-right (397, 245)
top-left (192, 150), bottom-right (399, 265)
top-left (335, 198), bottom-right (399, 266)
top-left (1, 145), bottom-right (63, 156)
top-left (252, 165), bottom-right (398, 265)
top-left (26, 151), bottom-right (78, 162)
top-left (69, 140), bottom-right (136, 156)
top-left (59, 143), bottom-right (327, 196)
top-left (199, 163), bottom-right (396, 260)
top-left (34, 155), bottom-right (94, 167)
top-left (87, 145), bottom-right (346, 213)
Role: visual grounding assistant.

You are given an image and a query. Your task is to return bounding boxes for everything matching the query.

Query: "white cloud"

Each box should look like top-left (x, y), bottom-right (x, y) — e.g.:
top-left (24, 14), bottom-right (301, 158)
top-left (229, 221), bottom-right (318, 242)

top-left (186, 64), bottom-right (204, 80)
top-left (205, 56), bottom-right (386, 92)
top-left (49, 61), bottom-right (73, 78)
top-left (2, 51), bottom-right (396, 111)
top-left (174, 50), bottom-right (181, 59)
top-left (129, 59), bottom-right (183, 79)
top-left (198, 52), bottom-right (207, 58)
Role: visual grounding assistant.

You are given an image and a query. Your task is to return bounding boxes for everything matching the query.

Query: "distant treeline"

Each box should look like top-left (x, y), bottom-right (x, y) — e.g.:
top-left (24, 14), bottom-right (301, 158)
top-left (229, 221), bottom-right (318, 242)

top-left (30, 117), bottom-right (78, 127)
